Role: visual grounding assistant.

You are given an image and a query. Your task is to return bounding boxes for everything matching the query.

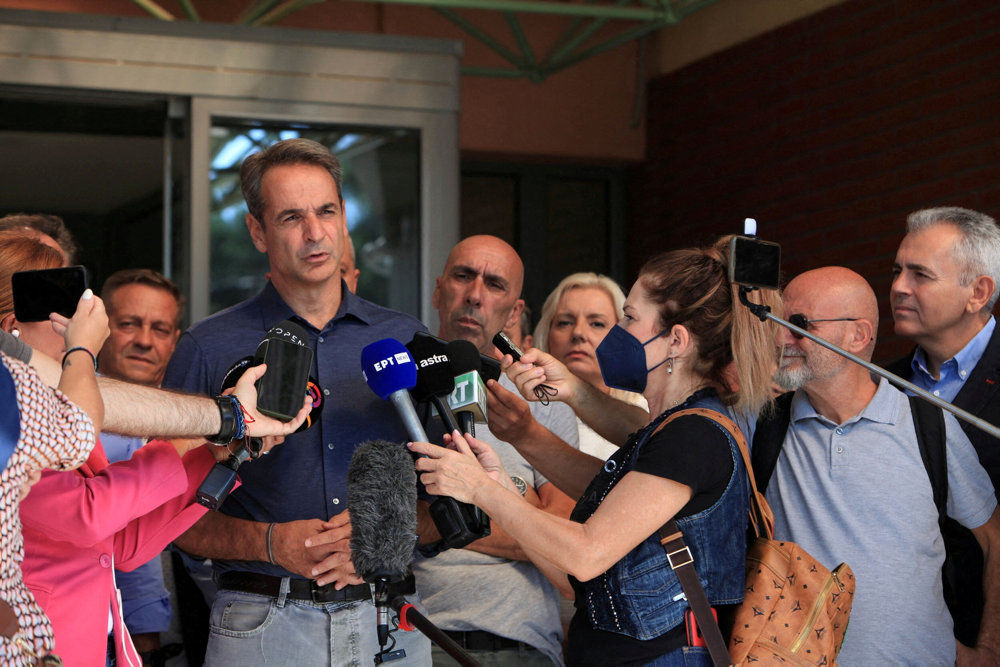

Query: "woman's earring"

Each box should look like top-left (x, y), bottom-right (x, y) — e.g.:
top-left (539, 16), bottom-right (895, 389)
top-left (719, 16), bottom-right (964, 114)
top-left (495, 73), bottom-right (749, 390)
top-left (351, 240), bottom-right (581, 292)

top-left (666, 357), bottom-right (673, 374)
top-left (11, 328), bottom-right (19, 338)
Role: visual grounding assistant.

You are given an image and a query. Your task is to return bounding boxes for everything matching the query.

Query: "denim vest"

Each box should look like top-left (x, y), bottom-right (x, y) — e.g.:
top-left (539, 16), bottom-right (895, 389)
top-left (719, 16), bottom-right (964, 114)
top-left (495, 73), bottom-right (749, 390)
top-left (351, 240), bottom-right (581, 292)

top-left (571, 389), bottom-right (749, 640)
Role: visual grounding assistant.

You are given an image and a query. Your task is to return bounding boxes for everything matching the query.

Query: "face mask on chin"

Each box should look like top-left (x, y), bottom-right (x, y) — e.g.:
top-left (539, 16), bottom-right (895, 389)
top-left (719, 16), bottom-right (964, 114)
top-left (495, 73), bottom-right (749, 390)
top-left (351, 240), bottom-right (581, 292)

top-left (595, 324), bottom-right (669, 393)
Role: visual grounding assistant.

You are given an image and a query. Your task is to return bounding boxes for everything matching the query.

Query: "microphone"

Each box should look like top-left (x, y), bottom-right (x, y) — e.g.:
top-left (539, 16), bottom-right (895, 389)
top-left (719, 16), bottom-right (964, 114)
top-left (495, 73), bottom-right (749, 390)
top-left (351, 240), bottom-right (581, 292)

top-left (347, 439), bottom-right (417, 651)
top-left (253, 320), bottom-right (314, 422)
top-left (406, 332), bottom-right (461, 433)
top-left (196, 320), bottom-right (315, 510)
top-left (361, 337), bottom-right (490, 550)
top-left (361, 338), bottom-right (425, 442)
top-left (445, 340), bottom-right (488, 437)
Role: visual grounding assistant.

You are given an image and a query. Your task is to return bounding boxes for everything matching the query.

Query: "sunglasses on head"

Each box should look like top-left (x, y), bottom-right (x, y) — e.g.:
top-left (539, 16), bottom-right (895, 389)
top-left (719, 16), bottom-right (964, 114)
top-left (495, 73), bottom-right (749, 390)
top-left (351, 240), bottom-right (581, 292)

top-left (787, 314), bottom-right (859, 339)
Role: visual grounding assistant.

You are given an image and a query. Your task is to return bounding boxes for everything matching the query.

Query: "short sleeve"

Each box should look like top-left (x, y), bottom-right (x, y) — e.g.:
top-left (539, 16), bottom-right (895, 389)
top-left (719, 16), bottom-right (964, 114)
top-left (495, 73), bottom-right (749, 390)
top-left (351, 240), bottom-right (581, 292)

top-left (943, 413), bottom-right (998, 530)
top-left (635, 414), bottom-right (734, 516)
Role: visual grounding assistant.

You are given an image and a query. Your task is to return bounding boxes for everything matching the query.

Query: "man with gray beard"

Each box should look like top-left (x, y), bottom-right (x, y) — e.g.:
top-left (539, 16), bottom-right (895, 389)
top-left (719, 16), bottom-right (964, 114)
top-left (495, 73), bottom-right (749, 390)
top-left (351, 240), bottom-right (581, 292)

top-left (763, 266), bottom-right (1000, 664)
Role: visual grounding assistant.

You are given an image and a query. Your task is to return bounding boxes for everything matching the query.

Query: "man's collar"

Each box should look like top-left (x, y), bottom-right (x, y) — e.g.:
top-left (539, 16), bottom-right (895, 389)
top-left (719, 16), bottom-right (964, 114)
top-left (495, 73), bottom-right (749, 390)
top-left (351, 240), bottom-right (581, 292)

top-left (258, 280), bottom-right (374, 333)
top-left (911, 315), bottom-right (995, 381)
top-left (791, 376), bottom-right (896, 427)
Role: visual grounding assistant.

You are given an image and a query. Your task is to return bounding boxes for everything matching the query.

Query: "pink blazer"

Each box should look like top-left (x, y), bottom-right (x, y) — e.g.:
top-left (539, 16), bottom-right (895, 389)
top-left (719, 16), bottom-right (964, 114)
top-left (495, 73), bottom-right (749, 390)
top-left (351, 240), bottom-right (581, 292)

top-left (19, 439), bottom-right (223, 667)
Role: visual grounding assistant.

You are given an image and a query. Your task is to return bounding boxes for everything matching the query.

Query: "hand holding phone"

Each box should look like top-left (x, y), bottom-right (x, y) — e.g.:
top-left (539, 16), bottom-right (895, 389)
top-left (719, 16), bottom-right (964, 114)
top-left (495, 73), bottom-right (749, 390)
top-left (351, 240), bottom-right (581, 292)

top-left (12, 266), bottom-right (89, 322)
top-left (50, 288), bottom-right (110, 357)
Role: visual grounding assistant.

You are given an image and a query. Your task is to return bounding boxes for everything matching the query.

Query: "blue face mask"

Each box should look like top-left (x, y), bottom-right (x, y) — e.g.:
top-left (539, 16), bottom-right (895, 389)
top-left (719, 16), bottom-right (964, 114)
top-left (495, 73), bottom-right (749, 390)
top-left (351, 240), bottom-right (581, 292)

top-left (595, 324), bottom-right (669, 393)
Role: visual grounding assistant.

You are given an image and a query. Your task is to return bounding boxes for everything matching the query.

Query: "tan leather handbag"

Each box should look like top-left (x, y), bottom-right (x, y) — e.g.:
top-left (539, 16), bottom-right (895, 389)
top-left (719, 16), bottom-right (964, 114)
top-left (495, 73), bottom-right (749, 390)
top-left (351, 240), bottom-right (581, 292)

top-left (656, 408), bottom-right (855, 666)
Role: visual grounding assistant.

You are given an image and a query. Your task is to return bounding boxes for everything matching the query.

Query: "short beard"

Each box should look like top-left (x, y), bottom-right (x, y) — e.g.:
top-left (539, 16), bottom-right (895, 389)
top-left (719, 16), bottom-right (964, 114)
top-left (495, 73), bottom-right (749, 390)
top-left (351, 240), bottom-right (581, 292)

top-left (774, 363), bottom-right (809, 391)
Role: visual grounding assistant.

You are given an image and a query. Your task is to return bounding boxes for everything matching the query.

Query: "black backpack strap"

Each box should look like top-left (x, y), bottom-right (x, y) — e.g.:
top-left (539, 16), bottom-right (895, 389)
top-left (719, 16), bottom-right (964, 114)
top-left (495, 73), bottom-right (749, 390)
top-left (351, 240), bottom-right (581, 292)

top-left (908, 395), bottom-right (948, 529)
top-left (751, 391), bottom-right (794, 495)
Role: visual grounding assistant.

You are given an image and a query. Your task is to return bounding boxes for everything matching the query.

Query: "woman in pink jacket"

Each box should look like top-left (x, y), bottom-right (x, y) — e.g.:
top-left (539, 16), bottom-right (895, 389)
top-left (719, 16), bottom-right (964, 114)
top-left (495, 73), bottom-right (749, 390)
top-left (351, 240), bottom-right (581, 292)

top-left (2, 232), bottom-right (308, 666)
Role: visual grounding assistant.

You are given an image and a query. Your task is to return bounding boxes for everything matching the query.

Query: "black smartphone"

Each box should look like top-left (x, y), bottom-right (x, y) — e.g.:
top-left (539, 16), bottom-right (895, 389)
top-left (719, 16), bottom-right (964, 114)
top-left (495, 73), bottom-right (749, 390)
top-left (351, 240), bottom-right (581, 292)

top-left (729, 236), bottom-right (781, 290)
top-left (492, 331), bottom-right (523, 362)
top-left (12, 266), bottom-right (89, 322)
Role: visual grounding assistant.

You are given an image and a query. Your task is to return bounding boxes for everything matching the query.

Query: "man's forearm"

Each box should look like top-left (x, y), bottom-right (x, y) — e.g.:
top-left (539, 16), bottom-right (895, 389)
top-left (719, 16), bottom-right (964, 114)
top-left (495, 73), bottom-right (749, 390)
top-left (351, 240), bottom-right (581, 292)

top-left (506, 419), bottom-right (602, 501)
top-left (173, 510), bottom-right (267, 562)
top-left (99, 377), bottom-right (220, 437)
top-left (569, 381), bottom-right (648, 445)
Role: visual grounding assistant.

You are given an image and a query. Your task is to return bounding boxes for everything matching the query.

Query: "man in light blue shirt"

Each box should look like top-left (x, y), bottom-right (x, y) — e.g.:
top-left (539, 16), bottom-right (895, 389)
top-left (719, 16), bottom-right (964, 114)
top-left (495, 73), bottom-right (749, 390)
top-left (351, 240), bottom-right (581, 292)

top-left (98, 268), bottom-right (184, 666)
top-left (771, 266), bottom-right (1000, 665)
top-left (887, 206), bottom-right (1000, 643)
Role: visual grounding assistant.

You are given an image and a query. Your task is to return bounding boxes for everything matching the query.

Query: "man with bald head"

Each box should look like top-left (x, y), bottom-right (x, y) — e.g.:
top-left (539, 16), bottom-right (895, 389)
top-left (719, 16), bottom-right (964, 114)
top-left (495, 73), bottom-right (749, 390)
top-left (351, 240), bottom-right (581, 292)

top-left (762, 267), bottom-right (1000, 664)
top-left (415, 235), bottom-right (578, 665)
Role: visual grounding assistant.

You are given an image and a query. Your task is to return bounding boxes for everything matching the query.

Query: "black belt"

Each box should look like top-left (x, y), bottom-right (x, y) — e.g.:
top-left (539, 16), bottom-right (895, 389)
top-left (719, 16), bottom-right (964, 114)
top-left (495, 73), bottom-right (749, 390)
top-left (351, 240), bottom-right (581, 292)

top-left (443, 630), bottom-right (528, 652)
top-left (218, 571), bottom-right (379, 604)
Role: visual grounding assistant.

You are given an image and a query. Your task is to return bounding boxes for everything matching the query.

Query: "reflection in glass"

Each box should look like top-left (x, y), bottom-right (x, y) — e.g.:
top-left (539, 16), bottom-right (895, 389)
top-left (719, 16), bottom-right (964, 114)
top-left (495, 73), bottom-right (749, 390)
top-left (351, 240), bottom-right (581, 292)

top-left (209, 121), bottom-right (421, 317)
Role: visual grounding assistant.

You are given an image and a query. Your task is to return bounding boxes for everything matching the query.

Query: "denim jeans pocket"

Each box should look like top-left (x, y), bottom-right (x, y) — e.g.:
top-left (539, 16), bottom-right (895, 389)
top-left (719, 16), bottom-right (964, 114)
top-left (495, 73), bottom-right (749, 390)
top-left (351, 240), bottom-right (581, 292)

top-left (210, 592), bottom-right (276, 638)
top-left (681, 646), bottom-right (712, 667)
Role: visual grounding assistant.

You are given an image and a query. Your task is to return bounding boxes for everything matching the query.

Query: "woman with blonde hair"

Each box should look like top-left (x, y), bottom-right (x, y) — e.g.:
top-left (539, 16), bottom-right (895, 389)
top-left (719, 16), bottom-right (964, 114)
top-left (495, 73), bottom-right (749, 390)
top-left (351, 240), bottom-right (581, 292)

top-left (533, 272), bottom-right (647, 459)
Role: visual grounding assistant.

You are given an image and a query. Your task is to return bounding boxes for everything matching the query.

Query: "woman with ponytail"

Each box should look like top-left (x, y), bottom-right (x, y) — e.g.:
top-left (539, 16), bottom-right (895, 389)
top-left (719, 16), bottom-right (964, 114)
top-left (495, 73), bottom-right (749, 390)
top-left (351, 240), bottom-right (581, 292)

top-left (411, 236), bottom-right (780, 666)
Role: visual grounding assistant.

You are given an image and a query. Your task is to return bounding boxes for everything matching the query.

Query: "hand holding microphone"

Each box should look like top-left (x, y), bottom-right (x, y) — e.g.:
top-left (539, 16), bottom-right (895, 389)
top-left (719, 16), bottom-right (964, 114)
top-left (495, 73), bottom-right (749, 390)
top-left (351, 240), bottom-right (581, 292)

top-left (492, 332), bottom-right (557, 405)
top-left (361, 338), bottom-right (490, 549)
top-left (196, 319), bottom-right (319, 510)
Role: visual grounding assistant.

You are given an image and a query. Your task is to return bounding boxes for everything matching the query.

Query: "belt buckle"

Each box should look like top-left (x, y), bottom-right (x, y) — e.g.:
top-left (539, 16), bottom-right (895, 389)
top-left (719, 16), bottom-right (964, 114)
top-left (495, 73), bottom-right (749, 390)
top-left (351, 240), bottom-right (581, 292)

top-left (666, 545), bottom-right (693, 569)
top-left (310, 581), bottom-right (332, 603)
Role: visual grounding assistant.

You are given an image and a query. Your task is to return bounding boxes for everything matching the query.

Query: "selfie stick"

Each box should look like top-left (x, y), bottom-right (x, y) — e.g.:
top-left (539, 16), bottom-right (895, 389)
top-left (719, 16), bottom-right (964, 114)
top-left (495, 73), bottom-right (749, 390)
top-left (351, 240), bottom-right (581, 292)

top-left (734, 227), bottom-right (1000, 441)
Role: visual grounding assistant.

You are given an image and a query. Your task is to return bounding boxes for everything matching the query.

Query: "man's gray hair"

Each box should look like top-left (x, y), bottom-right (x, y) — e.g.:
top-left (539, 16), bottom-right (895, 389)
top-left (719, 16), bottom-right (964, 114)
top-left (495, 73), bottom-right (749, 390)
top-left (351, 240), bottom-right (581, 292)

top-left (906, 206), bottom-right (1000, 311)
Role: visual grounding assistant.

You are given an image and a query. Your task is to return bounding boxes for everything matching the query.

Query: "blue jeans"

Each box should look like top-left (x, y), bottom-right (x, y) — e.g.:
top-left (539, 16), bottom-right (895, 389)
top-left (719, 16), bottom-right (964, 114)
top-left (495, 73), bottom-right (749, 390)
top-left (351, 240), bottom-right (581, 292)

top-left (205, 586), bottom-right (432, 666)
top-left (641, 646), bottom-right (712, 667)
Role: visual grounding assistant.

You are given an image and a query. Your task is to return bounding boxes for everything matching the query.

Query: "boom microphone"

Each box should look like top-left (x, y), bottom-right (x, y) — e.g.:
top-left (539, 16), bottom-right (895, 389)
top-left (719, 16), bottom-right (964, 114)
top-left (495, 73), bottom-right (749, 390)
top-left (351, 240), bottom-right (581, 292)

top-left (348, 439), bottom-right (417, 649)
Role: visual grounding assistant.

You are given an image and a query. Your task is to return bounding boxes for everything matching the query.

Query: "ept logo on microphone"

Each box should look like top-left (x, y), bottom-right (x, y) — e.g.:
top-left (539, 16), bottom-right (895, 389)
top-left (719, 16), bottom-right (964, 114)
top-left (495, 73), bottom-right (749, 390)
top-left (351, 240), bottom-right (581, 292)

top-left (370, 352), bottom-right (413, 373)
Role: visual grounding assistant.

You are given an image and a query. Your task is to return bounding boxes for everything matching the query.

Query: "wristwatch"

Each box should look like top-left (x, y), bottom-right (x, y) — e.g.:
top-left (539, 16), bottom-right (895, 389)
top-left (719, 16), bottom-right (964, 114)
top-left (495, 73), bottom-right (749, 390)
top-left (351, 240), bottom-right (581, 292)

top-left (510, 475), bottom-right (528, 496)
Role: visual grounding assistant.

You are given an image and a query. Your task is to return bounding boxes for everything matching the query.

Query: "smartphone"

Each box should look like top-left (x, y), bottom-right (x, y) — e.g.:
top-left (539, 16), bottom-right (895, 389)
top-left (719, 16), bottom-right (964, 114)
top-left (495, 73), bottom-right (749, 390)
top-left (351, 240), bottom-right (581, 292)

top-left (684, 607), bottom-right (718, 648)
top-left (492, 331), bottom-right (523, 362)
top-left (12, 266), bottom-right (89, 322)
top-left (729, 236), bottom-right (781, 290)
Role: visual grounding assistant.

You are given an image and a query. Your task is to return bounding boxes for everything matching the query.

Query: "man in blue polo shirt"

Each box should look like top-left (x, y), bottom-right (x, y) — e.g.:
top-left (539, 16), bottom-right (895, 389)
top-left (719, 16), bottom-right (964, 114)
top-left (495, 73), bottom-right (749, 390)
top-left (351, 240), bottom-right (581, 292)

top-left (770, 266), bottom-right (1000, 664)
top-left (164, 138), bottom-right (430, 665)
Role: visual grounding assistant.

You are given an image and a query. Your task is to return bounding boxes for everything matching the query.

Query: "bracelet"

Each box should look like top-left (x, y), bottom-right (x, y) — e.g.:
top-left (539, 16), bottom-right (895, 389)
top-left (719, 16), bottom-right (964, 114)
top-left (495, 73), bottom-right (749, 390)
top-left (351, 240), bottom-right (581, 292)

top-left (266, 522), bottom-right (277, 565)
top-left (62, 346), bottom-right (97, 371)
top-left (209, 395), bottom-right (240, 444)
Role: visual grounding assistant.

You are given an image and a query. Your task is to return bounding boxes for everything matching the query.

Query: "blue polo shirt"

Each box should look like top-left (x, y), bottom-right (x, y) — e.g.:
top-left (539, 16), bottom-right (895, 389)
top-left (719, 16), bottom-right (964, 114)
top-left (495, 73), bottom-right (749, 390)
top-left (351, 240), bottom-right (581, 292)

top-left (910, 316), bottom-right (996, 401)
top-left (162, 281), bottom-right (426, 579)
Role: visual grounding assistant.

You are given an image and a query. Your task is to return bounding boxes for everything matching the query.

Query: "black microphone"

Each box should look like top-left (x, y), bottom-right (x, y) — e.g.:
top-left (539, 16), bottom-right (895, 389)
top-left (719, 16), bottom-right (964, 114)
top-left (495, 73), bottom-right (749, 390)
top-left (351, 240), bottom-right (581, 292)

top-left (196, 320), bottom-right (315, 510)
top-left (348, 439), bottom-right (417, 652)
top-left (361, 338), bottom-right (490, 550)
top-left (406, 332), bottom-right (461, 433)
top-left (445, 340), bottom-right (488, 437)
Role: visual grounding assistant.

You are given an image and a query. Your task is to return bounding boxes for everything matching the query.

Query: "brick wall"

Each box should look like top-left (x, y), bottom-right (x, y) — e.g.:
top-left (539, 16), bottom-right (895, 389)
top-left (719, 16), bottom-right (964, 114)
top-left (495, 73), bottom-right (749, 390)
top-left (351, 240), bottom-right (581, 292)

top-left (629, 0), bottom-right (1000, 362)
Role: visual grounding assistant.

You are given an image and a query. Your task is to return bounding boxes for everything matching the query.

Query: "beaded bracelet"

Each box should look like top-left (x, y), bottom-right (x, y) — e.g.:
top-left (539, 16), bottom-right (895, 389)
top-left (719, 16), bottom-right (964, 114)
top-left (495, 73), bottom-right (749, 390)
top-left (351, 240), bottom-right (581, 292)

top-left (62, 346), bottom-right (97, 371)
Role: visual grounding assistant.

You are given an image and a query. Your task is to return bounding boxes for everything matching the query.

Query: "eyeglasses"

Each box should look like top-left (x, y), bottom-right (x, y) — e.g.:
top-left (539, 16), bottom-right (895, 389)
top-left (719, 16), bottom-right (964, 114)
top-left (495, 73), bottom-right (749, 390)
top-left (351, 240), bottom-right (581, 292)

top-left (787, 313), bottom-right (859, 339)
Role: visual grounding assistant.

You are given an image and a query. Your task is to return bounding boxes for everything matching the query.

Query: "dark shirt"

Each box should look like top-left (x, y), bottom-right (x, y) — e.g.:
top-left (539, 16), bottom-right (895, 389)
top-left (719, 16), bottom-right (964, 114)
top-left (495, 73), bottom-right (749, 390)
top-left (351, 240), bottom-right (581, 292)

top-left (162, 281), bottom-right (426, 578)
top-left (566, 409), bottom-right (735, 666)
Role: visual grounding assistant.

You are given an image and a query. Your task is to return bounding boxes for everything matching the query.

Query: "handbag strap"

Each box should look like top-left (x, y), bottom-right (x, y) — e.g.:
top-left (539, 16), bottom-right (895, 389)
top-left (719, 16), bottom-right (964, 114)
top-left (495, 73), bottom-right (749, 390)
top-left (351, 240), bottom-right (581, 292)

top-left (648, 407), bottom-right (769, 667)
